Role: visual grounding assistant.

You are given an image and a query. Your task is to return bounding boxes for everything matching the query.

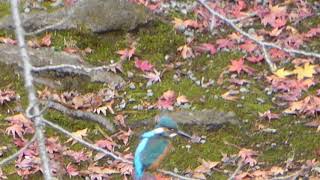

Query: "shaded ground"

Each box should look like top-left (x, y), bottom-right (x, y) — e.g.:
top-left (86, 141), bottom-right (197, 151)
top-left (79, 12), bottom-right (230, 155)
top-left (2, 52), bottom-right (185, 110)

top-left (0, 1), bottom-right (320, 179)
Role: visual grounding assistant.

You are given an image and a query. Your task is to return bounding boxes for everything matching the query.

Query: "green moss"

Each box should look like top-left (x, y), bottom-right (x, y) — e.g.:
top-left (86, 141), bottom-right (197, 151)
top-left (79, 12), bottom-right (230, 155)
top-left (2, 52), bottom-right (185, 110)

top-left (0, 3), bottom-right (10, 18)
top-left (136, 21), bottom-right (184, 66)
top-left (51, 30), bottom-right (128, 65)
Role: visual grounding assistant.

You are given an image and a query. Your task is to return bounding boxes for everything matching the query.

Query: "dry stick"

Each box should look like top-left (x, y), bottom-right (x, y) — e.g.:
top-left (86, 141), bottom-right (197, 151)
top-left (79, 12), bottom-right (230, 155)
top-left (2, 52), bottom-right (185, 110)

top-left (228, 159), bottom-right (244, 180)
top-left (32, 64), bottom-right (113, 73)
top-left (41, 118), bottom-right (198, 180)
top-left (0, 135), bottom-right (36, 167)
top-left (197, 0), bottom-right (320, 71)
top-left (10, 0), bottom-right (52, 179)
top-left (43, 100), bottom-right (115, 132)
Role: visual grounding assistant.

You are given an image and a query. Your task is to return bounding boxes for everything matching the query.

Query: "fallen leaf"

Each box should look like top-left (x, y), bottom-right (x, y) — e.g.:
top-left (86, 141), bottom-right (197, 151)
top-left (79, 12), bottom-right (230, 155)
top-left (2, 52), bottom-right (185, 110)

top-left (157, 90), bottom-right (176, 110)
top-left (88, 165), bottom-right (120, 174)
top-left (66, 163), bottom-right (79, 177)
top-left (221, 90), bottom-right (239, 101)
top-left (134, 59), bottom-right (153, 72)
top-left (228, 58), bottom-right (255, 75)
top-left (0, 89), bottom-right (16, 105)
top-left (116, 47), bottom-right (135, 60)
top-left (176, 95), bottom-right (189, 105)
top-left (177, 44), bottom-right (194, 59)
top-left (143, 69), bottom-right (161, 86)
top-left (193, 159), bottom-right (219, 179)
top-left (66, 128), bottom-right (88, 145)
top-left (40, 34), bottom-right (52, 47)
top-left (0, 37), bottom-right (16, 45)
top-left (238, 148), bottom-right (257, 166)
top-left (259, 110), bottom-right (280, 121)
top-left (194, 43), bottom-right (216, 55)
top-left (274, 68), bottom-right (293, 78)
top-left (293, 63), bottom-right (316, 80)
top-left (270, 166), bottom-right (284, 176)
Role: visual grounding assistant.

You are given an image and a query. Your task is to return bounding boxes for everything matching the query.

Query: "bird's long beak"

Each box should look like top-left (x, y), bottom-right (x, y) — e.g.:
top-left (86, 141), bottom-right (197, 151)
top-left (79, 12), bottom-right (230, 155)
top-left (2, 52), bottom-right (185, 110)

top-left (177, 130), bottom-right (192, 139)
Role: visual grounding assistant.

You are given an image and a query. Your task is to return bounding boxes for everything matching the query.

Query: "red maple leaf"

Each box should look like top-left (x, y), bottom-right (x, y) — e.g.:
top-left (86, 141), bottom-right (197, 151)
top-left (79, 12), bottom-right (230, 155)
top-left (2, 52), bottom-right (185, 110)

top-left (239, 40), bottom-right (257, 52)
top-left (269, 48), bottom-right (289, 59)
top-left (66, 163), bottom-right (79, 177)
top-left (6, 124), bottom-right (24, 139)
top-left (64, 150), bottom-right (89, 163)
top-left (157, 90), bottom-right (176, 110)
top-left (95, 138), bottom-right (116, 151)
top-left (116, 47), bottom-right (135, 60)
top-left (216, 38), bottom-right (235, 49)
top-left (247, 55), bottom-right (264, 63)
top-left (134, 59), bottom-right (153, 72)
top-left (304, 26), bottom-right (320, 38)
top-left (228, 58), bottom-right (255, 75)
top-left (194, 43), bottom-right (216, 55)
top-left (259, 5), bottom-right (287, 28)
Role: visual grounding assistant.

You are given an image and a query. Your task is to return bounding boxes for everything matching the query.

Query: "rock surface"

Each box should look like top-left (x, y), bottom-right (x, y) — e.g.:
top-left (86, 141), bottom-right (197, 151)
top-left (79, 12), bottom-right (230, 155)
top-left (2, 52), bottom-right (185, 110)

top-left (0, 0), bottom-right (153, 33)
top-left (0, 44), bottom-right (125, 87)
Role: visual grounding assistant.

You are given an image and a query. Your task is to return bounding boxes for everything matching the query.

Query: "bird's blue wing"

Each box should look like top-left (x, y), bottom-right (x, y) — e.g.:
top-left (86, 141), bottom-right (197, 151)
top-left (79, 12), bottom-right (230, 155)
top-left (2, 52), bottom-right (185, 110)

top-left (140, 136), bottom-right (169, 168)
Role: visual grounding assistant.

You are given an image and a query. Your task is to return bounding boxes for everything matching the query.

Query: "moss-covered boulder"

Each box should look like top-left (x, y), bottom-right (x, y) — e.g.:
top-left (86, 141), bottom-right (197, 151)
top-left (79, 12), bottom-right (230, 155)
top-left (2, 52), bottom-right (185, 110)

top-left (0, 0), bottom-right (153, 33)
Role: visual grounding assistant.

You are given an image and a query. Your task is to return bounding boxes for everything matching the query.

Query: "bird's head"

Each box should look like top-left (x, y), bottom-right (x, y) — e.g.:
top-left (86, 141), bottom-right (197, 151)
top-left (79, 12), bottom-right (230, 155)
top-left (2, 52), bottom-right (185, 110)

top-left (155, 115), bottom-right (192, 139)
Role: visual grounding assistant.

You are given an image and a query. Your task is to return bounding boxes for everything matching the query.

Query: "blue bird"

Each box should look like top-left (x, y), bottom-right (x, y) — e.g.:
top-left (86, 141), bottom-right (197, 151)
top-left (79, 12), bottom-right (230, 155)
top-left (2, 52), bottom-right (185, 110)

top-left (134, 115), bottom-right (192, 180)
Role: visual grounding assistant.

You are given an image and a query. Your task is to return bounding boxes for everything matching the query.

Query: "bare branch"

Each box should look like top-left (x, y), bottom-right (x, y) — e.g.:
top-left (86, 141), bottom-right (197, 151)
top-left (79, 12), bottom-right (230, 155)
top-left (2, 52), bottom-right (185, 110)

top-left (0, 135), bottom-right (36, 167)
top-left (197, 0), bottom-right (320, 71)
top-left (10, 0), bottom-right (52, 179)
top-left (43, 100), bottom-right (115, 132)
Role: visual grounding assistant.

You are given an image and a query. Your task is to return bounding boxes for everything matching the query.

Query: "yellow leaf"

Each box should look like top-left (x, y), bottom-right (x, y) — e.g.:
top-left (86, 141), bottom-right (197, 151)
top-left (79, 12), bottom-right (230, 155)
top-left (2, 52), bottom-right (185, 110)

top-left (66, 128), bottom-right (88, 145)
top-left (274, 68), bottom-right (293, 78)
top-left (293, 63), bottom-right (315, 80)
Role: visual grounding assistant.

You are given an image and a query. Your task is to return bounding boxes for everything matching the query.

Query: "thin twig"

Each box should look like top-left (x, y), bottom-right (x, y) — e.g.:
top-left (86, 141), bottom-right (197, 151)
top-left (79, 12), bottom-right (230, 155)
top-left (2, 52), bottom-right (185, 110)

top-left (197, 0), bottom-right (320, 71)
top-left (41, 117), bottom-right (195, 179)
top-left (230, 13), bottom-right (257, 23)
top-left (0, 135), bottom-right (36, 167)
top-left (10, 0), bottom-right (52, 179)
top-left (228, 159), bottom-right (244, 180)
top-left (158, 169), bottom-right (200, 180)
top-left (42, 117), bottom-right (132, 164)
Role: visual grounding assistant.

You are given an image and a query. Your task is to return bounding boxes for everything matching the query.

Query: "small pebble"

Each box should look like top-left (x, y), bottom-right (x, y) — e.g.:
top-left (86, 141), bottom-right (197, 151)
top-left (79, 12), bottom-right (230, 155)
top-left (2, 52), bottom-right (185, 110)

top-left (195, 80), bottom-right (201, 86)
top-left (236, 104), bottom-right (243, 108)
top-left (127, 71), bottom-right (134, 78)
top-left (240, 87), bottom-right (249, 93)
top-left (256, 98), bottom-right (265, 104)
top-left (24, 7), bottom-right (31, 13)
top-left (147, 89), bottom-right (153, 97)
top-left (129, 83), bottom-right (136, 90)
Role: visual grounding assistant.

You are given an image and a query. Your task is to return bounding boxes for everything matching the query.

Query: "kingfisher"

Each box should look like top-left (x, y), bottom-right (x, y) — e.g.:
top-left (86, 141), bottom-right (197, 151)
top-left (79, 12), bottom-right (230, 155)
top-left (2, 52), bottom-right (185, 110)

top-left (134, 115), bottom-right (192, 180)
